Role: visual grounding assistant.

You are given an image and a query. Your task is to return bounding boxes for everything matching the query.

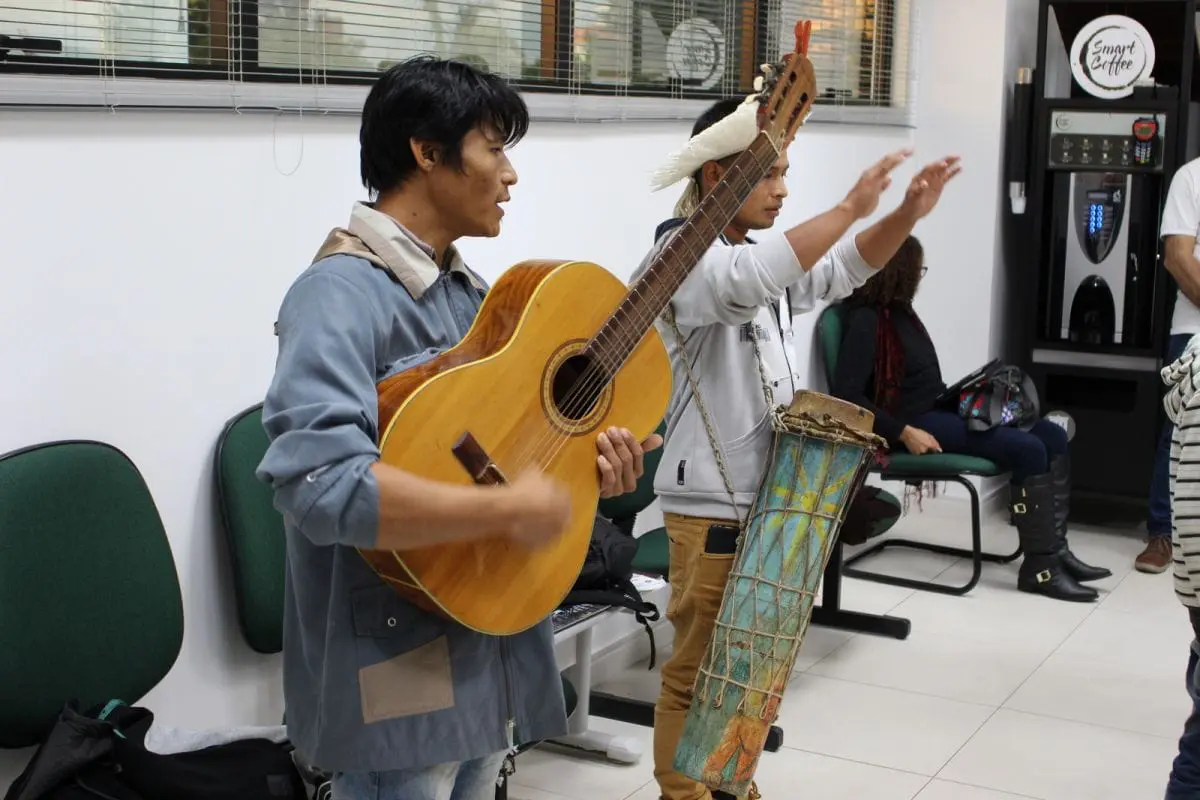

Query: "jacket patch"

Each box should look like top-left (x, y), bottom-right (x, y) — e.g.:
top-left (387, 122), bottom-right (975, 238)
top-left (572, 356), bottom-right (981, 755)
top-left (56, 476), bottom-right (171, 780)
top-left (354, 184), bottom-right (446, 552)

top-left (740, 322), bottom-right (768, 342)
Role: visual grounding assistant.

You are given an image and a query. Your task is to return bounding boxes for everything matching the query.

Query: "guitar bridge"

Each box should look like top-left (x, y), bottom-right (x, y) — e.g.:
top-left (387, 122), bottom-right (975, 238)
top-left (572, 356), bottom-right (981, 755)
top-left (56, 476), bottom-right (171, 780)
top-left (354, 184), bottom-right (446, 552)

top-left (452, 431), bottom-right (508, 486)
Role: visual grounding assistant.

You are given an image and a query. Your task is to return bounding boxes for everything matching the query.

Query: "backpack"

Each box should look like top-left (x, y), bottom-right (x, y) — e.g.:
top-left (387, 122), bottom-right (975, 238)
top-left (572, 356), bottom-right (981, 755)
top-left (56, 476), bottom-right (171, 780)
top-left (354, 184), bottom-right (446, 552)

top-left (561, 514), bottom-right (661, 667)
top-left (4, 700), bottom-right (307, 800)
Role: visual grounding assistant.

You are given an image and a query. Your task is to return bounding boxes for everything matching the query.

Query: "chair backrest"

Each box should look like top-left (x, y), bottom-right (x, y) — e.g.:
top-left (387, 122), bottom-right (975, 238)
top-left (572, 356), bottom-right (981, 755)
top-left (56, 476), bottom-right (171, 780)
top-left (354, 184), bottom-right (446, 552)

top-left (815, 303), bottom-right (847, 388)
top-left (214, 404), bottom-right (285, 655)
top-left (0, 441), bottom-right (183, 749)
top-left (596, 421), bottom-right (667, 525)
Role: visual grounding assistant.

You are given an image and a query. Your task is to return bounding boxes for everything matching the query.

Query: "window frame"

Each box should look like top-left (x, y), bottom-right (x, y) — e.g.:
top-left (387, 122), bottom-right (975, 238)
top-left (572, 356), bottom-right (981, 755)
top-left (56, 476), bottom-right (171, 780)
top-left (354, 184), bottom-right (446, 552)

top-left (0, 0), bottom-right (914, 126)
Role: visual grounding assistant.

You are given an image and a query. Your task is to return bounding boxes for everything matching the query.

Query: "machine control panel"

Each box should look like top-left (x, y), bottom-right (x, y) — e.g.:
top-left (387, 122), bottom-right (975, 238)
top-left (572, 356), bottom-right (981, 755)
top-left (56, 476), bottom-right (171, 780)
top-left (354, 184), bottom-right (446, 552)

top-left (1048, 110), bottom-right (1165, 171)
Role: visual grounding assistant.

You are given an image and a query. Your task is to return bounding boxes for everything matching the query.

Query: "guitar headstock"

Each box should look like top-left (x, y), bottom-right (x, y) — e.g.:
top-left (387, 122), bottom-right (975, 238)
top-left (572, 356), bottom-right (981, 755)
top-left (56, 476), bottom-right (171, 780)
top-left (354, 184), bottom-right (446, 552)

top-left (753, 20), bottom-right (818, 151)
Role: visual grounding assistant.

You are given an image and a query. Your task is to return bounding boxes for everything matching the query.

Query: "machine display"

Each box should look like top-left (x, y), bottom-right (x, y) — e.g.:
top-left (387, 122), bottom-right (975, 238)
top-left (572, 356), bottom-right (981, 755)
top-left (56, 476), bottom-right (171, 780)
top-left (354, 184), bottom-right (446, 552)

top-left (1042, 110), bottom-right (1166, 350)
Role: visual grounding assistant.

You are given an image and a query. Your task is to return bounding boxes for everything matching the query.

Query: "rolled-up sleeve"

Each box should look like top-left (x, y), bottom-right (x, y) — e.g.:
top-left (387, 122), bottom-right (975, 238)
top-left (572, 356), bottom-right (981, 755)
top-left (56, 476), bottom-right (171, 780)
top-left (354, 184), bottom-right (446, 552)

top-left (788, 236), bottom-right (875, 316)
top-left (666, 232), bottom-right (805, 329)
top-left (256, 271), bottom-right (383, 549)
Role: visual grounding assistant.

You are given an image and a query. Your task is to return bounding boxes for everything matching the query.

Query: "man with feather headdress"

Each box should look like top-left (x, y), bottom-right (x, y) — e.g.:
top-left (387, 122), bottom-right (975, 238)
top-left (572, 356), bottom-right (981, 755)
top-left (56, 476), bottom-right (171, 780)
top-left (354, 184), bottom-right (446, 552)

top-left (633, 93), bottom-right (961, 800)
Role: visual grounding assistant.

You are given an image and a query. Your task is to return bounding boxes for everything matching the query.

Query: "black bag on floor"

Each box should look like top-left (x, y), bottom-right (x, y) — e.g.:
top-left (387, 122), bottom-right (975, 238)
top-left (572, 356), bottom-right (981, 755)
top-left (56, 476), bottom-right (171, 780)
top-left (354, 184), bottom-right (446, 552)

top-left (5, 700), bottom-right (306, 800)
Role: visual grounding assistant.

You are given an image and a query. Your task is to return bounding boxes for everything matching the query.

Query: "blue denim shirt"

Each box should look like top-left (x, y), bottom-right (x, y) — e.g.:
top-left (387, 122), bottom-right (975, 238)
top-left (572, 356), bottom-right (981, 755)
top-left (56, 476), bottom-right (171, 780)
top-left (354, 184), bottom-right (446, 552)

top-left (257, 203), bottom-right (568, 774)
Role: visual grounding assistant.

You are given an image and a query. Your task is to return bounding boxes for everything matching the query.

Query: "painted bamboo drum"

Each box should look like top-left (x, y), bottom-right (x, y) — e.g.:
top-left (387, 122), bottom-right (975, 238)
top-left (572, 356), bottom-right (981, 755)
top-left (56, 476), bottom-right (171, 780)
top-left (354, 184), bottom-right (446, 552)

top-left (673, 390), bottom-right (884, 796)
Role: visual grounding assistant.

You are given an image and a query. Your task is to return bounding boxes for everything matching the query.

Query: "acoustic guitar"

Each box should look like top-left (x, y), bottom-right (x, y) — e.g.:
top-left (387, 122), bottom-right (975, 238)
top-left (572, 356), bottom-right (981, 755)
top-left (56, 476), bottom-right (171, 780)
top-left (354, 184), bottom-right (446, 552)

top-left (365, 21), bottom-right (819, 635)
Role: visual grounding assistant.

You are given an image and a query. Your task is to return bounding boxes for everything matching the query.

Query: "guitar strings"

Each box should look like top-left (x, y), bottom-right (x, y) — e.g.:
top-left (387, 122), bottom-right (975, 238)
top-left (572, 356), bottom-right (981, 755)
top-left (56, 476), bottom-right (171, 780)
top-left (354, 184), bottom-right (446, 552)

top-left (507, 151), bottom-right (774, 477)
top-left (506, 145), bottom-right (779, 481)
top-left (522, 139), bottom-right (786, 477)
top-left (511, 147), bottom-right (778, 478)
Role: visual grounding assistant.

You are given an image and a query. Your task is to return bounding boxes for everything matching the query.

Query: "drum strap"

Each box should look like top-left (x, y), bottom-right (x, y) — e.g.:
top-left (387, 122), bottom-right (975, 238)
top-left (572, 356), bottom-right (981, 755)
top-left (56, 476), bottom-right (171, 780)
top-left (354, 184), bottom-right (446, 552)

top-left (662, 303), bottom-right (780, 529)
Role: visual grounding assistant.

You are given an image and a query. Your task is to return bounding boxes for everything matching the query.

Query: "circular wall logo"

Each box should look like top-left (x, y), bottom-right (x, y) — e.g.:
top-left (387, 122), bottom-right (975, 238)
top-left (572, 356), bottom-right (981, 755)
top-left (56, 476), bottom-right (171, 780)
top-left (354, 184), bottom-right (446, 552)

top-left (1069, 15), bottom-right (1155, 99)
top-left (666, 18), bottom-right (725, 90)
top-left (1044, 410), bottom-right (1077, 442)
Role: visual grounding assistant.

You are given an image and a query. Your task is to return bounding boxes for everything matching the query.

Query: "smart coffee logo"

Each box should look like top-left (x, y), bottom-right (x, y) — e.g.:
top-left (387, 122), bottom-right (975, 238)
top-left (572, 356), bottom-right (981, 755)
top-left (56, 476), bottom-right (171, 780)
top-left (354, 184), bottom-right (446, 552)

top-left (666, 18), bottom-right (725, 91)
top-left (1069, 15), bottom-right (1156, 100)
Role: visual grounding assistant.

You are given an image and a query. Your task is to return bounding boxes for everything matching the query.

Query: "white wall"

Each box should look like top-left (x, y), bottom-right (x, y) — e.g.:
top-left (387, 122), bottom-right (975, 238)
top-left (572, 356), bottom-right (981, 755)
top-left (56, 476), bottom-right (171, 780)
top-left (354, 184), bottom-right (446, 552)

top-left (0, 0), bottom-right (1032, 782)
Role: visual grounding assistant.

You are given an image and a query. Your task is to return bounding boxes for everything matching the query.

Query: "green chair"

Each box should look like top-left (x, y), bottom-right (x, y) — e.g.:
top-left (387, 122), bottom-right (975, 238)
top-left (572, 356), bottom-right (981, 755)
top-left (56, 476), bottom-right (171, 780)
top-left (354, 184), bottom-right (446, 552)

top-left (0, 440), bottom-right (184, 750)
top-left (214, 404), bottom-right (287, 654)
top-left (815, 304), bottom-right (1021, 596)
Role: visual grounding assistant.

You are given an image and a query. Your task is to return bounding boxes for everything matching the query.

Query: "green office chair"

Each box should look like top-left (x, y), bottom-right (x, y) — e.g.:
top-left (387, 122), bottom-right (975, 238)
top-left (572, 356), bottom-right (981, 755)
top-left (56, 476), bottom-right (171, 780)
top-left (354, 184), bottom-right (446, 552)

top-left (815, 303), bottom-right (1021, 595)
top-left (0, 440), bottom-right (184, 749)
top-left (215, 404), bottom-right (287, 655)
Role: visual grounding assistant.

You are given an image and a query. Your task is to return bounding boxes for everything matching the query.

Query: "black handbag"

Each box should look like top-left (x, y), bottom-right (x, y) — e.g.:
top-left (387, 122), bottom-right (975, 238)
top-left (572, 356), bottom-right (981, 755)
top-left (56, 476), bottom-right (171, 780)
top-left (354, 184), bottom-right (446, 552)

top-left (5, 700), bottom-right (306, 800)
top-left (953, 363), bottom-right (1040, 432)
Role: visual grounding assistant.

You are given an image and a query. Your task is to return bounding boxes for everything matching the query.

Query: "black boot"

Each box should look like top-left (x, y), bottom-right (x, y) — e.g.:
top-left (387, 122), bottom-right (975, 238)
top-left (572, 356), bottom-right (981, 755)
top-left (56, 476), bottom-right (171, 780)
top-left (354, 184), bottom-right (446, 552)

top-left (1011, 474), bottom-right (1098, 602)
top-left (1049, 455), bottom-right (1112, 582)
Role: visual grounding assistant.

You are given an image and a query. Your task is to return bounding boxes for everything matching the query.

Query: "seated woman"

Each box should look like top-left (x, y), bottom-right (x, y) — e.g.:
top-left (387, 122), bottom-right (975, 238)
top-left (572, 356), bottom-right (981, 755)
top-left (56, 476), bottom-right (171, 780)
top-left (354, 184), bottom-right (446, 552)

top-left (829, 235), bottom-right (1111, 603)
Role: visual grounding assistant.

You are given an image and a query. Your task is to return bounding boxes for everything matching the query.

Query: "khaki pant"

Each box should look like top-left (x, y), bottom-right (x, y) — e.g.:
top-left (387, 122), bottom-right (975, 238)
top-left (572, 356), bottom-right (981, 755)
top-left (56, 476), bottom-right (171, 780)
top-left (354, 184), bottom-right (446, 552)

top-left (653, 512), bottom-right (744, 800)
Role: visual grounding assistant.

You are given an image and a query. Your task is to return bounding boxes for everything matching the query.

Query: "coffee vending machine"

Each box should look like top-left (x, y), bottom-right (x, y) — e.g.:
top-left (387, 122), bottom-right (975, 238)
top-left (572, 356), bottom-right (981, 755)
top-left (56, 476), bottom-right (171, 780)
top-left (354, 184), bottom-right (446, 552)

top-left (1045, 109), bottom-right (1165, 349)
top-left (1007, 0), bottom-right (1200, 504)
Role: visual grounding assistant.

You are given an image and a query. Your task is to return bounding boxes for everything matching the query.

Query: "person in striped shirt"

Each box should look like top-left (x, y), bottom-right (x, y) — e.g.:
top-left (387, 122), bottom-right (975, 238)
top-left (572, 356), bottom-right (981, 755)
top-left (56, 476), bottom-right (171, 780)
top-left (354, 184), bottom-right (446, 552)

top-left (1162, 333), bottom-right (1200, 798)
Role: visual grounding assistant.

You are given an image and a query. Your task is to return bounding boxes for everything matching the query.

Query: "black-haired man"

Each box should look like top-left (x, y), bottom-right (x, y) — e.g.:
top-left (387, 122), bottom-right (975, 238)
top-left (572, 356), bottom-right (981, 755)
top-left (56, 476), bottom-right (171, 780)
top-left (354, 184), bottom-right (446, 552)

top-left (633, 95), bottom-right (961, 800)
top-left (257, 56), bottom-right (658, 800)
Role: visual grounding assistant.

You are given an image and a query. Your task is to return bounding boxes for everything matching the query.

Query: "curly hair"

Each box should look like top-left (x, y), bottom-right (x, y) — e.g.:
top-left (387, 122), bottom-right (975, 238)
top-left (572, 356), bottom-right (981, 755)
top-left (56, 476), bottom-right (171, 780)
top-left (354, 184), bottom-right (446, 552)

top-left (847, 235), bottom-right (924, 307)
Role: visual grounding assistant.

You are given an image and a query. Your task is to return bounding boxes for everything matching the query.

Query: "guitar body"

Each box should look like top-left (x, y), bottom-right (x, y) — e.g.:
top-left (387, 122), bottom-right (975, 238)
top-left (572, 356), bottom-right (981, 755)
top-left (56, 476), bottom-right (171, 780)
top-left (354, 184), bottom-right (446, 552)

top-left (365, 259), bottom-right (673, 635)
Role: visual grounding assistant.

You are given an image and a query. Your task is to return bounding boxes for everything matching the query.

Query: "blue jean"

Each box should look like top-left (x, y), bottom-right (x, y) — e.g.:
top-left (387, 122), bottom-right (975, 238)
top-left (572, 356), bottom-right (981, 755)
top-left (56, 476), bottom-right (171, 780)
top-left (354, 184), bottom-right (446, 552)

top-left (1167, 642), bottom-right (1200, 798)
top-left (906, 410), bottom-right (1068, 483)
top-left (332, 752), bottom-right (507, 800)
top-left (1150, 333), bottom-right (1195, 538)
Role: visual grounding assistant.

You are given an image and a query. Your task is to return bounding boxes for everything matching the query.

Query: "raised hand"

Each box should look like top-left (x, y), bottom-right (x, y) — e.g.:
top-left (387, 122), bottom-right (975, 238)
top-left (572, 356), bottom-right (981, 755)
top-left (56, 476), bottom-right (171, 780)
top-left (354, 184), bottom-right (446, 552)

top-left (900, 156), bottom-right (962, 221)
top-left (842, 148), bottom-right (914, 220)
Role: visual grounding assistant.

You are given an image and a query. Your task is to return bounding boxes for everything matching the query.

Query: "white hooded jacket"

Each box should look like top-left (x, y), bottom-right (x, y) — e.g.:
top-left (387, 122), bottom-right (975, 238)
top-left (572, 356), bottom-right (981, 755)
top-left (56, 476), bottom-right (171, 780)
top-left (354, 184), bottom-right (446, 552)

top-left (629, 220), bottom-right (875, 522)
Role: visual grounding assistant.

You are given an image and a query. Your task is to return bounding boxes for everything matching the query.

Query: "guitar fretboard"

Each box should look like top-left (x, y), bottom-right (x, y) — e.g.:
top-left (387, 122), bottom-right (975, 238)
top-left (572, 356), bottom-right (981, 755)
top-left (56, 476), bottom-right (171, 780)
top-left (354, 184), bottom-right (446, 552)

top-left (586, 134), bottom-right (780, 373)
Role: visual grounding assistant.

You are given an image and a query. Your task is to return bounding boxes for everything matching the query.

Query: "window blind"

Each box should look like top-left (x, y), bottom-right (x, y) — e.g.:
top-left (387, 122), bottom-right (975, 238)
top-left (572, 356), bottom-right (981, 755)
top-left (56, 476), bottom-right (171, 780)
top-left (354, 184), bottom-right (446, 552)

top-left (778, 0), bottom-right (914, 124)
top-left (0, 0), bottom-right (913, 124)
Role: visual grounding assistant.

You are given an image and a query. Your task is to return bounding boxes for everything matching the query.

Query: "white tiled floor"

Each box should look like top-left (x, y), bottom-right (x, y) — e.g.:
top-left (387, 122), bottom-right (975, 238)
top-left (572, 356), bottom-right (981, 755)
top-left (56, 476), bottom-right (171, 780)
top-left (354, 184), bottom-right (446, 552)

top-left (508, 496), bottom-right (1193, 800)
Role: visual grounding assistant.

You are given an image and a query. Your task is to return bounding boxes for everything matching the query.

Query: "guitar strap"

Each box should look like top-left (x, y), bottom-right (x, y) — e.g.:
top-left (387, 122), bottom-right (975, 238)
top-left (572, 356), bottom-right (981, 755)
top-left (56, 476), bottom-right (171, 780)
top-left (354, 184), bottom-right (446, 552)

top-left (312, 228), bottom-right (398, 279)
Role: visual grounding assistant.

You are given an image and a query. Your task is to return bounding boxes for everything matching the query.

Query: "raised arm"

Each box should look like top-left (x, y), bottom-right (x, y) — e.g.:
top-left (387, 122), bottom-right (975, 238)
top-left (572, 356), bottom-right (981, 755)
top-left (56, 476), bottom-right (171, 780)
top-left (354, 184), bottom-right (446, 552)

top-left (791, 155), bottom-right (963, 315)
top-left (663, 149), bottom-right (913, 328)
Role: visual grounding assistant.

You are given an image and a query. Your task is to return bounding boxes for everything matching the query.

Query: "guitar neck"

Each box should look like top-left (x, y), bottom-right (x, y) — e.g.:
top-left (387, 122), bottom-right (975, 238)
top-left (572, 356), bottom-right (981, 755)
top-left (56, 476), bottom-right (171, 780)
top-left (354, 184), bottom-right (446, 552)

top-left (587, 133), bottom-right (780, 371)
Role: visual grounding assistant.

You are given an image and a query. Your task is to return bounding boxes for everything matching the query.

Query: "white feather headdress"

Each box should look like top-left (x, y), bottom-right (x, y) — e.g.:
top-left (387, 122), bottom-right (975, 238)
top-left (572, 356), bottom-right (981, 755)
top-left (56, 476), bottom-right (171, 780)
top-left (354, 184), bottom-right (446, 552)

top-left (648, 91), bottom-right (762, 217)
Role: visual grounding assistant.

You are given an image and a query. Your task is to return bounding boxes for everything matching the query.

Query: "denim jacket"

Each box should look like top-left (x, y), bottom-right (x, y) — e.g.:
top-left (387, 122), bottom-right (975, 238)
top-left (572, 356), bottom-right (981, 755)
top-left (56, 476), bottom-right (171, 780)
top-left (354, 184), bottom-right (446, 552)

top-left (256, 203), bottom-right (568, 773)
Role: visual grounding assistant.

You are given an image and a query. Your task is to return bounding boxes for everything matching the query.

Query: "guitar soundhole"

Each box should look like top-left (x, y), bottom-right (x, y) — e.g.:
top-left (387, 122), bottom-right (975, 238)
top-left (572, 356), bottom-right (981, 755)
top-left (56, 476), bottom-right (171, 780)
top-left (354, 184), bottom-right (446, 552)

top-left (551, 353), bottom-right (605, 421)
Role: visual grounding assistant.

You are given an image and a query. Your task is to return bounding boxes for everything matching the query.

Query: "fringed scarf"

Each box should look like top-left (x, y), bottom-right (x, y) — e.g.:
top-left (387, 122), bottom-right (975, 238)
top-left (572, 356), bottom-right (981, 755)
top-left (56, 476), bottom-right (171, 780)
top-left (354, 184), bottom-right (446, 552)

top-left (868, 302), bottom-right (940, 513)
top-left (871, 302), bottom-right (932, 414)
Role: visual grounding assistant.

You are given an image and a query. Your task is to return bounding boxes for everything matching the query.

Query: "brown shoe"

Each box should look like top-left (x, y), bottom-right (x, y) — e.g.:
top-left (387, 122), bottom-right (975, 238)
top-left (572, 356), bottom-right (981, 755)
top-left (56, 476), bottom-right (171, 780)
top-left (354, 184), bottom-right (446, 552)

top-left (1135, 536), bottom-right (1172, 573)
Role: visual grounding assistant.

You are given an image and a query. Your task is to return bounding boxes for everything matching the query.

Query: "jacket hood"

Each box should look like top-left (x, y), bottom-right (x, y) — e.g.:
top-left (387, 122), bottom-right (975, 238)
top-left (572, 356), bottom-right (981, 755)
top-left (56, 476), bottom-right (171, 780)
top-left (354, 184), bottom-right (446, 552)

top-left (1162, 334), bottom-right (1200, 426)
